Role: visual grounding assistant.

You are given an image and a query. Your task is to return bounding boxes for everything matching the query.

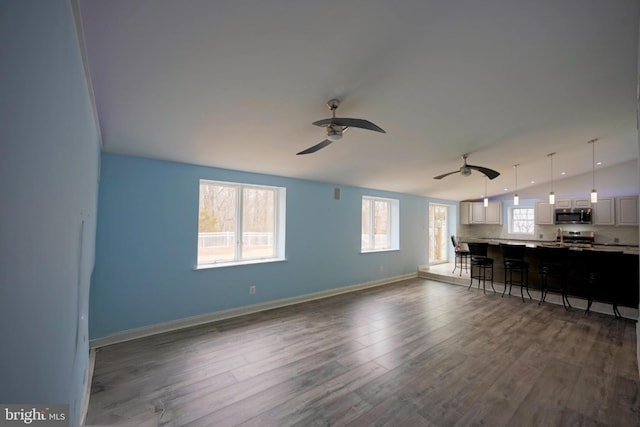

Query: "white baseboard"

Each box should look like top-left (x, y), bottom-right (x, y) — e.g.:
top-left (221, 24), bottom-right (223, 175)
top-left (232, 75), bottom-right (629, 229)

top-left (90, 273), bottom-right (418, 348)
top-left (80, 348), bottom-right (95, 426)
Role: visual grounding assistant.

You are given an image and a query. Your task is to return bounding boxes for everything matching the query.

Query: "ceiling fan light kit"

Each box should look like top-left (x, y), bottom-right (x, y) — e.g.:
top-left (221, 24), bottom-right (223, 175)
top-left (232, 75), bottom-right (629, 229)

top-left (297, 99), bottom-right (385, 155)
top-left (327, 126), bottom-right (343, 141)
top-left (433, 153), bottom-right (500, 180)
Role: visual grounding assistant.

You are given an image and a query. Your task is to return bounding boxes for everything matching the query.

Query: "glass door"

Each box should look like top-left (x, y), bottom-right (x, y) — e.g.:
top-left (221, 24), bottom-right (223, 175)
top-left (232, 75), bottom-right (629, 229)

top-left (429, 204), bottom-right (449, 265)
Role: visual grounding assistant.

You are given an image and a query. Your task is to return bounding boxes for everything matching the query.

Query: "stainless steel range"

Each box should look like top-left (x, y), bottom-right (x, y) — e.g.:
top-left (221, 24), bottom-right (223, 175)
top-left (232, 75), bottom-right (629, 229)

top-left (555, 230), bottom-right (595, 247)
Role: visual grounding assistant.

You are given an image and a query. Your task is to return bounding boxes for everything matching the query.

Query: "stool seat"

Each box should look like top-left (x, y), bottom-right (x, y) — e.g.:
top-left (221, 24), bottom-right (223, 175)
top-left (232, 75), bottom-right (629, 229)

top-left (541, 263), bottom-right (564, 275)
top-left (472, 257), bottom-right (493, 266)
top-left (504, 259), bottom-right (528, 269)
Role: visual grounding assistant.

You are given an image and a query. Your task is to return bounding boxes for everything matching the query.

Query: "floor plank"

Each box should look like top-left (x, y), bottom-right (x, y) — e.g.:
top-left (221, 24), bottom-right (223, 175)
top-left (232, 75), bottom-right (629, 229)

top-left (86, 278), bottom-right (639, 426)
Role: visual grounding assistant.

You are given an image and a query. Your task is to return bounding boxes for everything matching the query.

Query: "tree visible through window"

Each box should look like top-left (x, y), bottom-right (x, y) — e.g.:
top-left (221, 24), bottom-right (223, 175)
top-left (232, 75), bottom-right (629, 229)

top-left (198, 180), bottom-right (285, 266)
top-left (509, 207), bottom-right (535, 235)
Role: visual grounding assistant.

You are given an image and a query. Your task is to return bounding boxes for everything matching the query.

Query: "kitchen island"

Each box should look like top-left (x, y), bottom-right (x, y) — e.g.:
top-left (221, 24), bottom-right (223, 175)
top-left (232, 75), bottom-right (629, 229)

top-left (461, 239), bottom-right (639, 308)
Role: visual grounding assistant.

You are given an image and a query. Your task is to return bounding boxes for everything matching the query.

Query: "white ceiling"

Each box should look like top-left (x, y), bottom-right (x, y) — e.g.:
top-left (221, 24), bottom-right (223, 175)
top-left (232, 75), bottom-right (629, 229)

top-left (78, 0), bottom-right (639, 201)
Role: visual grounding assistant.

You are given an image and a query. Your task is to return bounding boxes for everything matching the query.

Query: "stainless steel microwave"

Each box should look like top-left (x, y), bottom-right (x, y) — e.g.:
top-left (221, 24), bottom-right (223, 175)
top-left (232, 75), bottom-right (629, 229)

top-left (555, 208), bottom-right (592, 224)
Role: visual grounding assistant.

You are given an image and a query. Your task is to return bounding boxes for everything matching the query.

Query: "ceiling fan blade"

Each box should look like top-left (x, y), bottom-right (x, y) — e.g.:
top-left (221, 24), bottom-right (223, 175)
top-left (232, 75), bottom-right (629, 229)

top-left (467, 164), bottom-right (500, 180)
top-left (332, 118), bottom-right (385, 133)
top-left (312, 118), bottom-right (385, 133)
top-left (433, 170), bottom-right (461, 180)
top-left (296, 139), bottom-right (333, 155)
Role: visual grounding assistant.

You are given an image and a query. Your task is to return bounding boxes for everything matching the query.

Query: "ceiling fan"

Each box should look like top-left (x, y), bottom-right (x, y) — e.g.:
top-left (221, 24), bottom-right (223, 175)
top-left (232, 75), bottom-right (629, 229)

top-left (434, 153), bottom-right (500, 180)
top-left (297, 99), bottom-right (386, 155)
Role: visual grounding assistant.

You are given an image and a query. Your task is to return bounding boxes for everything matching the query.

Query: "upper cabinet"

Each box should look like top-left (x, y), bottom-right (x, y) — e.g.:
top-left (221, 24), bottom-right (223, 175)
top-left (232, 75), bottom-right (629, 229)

top-left (485, 201), bottom-right (503, 224)
top-left (593, 198), bottom-right (615, 225)
top-left (460, 202), bottom-right (502, 225)
top-left (557, 199), bottom-right (592, 209)
top-left (573, 199), bottom-right (592, 209)
top-left (470, 202), bottom-right (486, 224)
top-left (616, 196), bottom-right (638, 226)
top-left (535, 201), bottom-right (554, 224)
top-left (544, 196), bottom-right (638, 226)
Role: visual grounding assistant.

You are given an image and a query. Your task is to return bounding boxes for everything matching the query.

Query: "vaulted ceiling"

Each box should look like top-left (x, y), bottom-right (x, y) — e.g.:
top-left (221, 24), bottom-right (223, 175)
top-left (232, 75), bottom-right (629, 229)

top-left (78, 0), bottom-right (639, 201)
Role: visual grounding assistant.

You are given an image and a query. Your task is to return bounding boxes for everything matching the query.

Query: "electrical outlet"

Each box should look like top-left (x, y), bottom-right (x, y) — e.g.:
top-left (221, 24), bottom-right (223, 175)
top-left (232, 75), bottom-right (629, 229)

top-left (379, 265), bottom-right (384, 272)
top-left (539, 234), bottom-right (543, 239)
top-left (614, 237), bottom-right (620, 244)
top-left (249, 286), bottom-right (256, 295)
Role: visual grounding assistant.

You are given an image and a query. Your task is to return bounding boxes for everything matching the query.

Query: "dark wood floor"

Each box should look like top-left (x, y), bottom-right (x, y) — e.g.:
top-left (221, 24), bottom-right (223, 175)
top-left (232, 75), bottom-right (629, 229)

top-left (86, 279), bottom-right (639, 426)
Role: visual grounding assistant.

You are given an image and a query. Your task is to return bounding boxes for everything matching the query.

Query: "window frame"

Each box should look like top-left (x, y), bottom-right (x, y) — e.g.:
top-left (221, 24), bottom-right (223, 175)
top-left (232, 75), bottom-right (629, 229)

top-left (197, 179), bottom-right (286, 269)
top-left (361, 196), bottom-right (400, 253)
top-left (507, 206), bottom-right (535, 236)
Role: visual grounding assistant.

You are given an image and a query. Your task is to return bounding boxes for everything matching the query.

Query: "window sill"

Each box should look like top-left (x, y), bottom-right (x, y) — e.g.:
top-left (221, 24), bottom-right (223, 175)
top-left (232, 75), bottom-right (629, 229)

top-left (360, 248), bottom-right (400, 254)
top-left (195, 257), bottom-right (286, 270)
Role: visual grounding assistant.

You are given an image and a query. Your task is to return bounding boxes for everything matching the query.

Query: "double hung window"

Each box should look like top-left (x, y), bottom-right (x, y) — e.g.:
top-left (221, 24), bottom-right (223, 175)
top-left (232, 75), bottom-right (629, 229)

top-left (197, 180), bottom-right (285, 267)
top-left (361, 196), bottom-right (399, 252)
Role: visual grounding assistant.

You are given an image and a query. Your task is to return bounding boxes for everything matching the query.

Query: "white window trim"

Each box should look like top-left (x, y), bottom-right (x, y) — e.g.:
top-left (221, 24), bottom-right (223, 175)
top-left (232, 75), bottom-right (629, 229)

top-left (361, 196), bottom-right (400, 253)
top-left (196, 179), bottom-right (286, 269)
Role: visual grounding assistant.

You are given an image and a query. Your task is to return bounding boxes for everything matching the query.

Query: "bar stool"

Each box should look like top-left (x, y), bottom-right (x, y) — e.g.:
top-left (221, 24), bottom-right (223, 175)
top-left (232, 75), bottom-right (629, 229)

top-left (451, 235), bottom-right (470, 276)
top-left (500, 243), bottom-right (531, 302)
top-left (467, 242), bottom-right (495, 294)
top-left (538, 246), bottom-right (570, 310)
top-left (585, 250), bottom-right (624, 318)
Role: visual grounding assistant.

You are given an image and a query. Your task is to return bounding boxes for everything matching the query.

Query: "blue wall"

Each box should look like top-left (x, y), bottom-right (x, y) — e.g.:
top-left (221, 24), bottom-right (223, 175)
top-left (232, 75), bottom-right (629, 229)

top-left (91, 153), bottom-right (446, 339)
top-left (0, 1), bottom-right (100, 425)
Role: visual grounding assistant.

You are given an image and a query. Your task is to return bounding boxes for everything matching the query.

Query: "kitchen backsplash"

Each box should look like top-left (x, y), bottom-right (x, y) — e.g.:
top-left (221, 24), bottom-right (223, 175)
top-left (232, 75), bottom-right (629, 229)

top-left (458, 224), bottom-right (639, 246)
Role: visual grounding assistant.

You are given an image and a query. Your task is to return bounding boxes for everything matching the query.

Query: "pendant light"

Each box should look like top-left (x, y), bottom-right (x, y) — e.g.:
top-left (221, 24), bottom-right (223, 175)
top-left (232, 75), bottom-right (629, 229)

top-left (513, 164), bottom-right (520, 206)
top-left (483, 177), bottom-right (489, 207)
top-left (547, 153), bottom-right (556, 205)
top-left (588, 138), bottom-right (599, 203)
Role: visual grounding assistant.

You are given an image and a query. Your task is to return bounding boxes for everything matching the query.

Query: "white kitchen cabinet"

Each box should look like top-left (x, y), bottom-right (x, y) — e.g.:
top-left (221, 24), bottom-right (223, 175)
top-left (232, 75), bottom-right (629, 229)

top-left (460, 201), bottom-right (502, 225)
top-left (460, 202), bottom-right (470, 224)
top-left (593, 198), bottom-right (615, 225)
top-left (616, 196), bottom-right (638, 226)
top-left (485, 201), bottom-right (503, 224)
top-left (555, 198), bottom-right (591, 209)
top-left (470, 202), bottom-right (486, 224)
top-left (573, 199), bottom-right (592, 209)
top-left (535, 201), bottom-right (554, 224)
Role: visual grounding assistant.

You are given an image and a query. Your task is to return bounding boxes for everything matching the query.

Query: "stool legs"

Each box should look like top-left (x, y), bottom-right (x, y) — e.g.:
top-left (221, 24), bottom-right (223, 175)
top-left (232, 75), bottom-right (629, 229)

top-left (469, 263), bottom-right (495, 294)
top-left (613, 304), bottom-right (622, 319)
top-left (453, 254), bottom-right (469, 276)
top-left (586, 272), bottom-right (620, 319)
top-left (502, 267), bottom-right (531, 302)
top-left (539, 274), bottom-right (570, 310)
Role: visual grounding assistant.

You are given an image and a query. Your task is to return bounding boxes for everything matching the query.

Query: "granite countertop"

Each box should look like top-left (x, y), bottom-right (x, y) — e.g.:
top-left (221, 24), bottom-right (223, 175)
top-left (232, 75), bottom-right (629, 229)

top-left (462, 238), bottom-right (639, 255)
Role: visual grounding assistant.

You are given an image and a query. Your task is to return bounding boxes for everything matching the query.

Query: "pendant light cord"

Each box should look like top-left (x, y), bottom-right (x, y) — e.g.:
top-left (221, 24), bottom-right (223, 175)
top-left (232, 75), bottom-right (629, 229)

top-left (591, 139), bottom-right (596, 188)
top-left (548, 153), bottom-right (555, 191)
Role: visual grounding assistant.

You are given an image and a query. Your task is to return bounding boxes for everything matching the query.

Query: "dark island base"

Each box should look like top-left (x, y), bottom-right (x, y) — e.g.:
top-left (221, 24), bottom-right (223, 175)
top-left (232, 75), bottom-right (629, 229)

top-left (481, 245), bottom-right (639, 309)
